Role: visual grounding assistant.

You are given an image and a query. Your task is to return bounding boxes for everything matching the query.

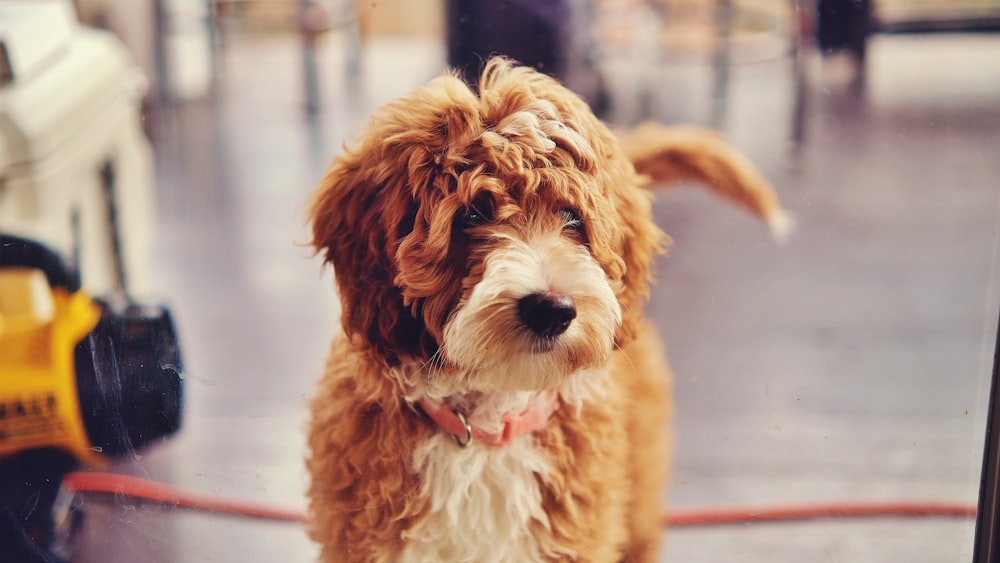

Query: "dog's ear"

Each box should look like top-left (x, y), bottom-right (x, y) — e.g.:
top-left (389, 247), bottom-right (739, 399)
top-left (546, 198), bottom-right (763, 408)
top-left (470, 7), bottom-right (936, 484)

top-left (310, 145), bottom-right (432, 365)
top-left (310, 75), bottom-right (483, 365)
top-left (607, 164), bottom-right (669, 346)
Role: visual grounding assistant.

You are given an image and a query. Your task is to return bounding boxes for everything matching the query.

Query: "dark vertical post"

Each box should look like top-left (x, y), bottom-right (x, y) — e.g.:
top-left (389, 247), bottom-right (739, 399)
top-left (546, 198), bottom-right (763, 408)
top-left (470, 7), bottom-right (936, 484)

top-left (711, 0), bottom-right (732, 130)
top-left (299, 0), bottom-right (321, 115)
top-left (789, 0), bottom-right (808, 151)
top-left (152, 0), bottom-right (171, 106)
top-left (975, 309), bottom-right (1000, 562)
top-left (99, 160), bottom-right (129, 298)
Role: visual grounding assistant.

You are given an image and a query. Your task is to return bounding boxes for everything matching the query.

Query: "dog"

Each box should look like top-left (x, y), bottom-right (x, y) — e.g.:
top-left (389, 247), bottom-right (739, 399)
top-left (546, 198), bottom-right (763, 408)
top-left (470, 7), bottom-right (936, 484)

top-left (306, 57), bottom-right (787, 563)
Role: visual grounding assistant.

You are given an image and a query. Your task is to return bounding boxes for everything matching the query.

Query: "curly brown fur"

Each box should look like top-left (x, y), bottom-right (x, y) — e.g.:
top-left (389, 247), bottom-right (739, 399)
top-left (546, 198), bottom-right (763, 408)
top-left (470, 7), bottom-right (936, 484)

top-left (307, 58), bottom-right (784, 562)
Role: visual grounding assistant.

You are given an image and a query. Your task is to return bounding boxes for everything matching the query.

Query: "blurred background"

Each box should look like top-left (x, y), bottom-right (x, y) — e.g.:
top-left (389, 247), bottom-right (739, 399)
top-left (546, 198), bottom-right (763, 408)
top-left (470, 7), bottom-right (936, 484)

top-left (2, 0), bottom-right (1000, 560)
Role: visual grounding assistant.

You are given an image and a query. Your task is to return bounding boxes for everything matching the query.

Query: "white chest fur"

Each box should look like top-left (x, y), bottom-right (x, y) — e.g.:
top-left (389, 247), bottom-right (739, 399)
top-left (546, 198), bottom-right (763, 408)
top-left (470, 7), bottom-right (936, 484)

top-left (399, 433), bottom-right (563, 563)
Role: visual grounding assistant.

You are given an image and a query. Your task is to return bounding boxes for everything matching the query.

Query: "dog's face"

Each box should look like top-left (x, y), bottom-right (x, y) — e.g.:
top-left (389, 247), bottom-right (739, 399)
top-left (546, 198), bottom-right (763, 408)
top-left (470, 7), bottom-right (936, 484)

top-left (311, 59), bottom-right (664, 393)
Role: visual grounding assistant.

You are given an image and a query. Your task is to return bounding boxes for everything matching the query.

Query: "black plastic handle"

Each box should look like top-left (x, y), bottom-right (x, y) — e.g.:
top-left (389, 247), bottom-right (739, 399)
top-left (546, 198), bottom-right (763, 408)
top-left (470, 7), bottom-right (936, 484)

top-left (0, 235), bottom-right (80, 293)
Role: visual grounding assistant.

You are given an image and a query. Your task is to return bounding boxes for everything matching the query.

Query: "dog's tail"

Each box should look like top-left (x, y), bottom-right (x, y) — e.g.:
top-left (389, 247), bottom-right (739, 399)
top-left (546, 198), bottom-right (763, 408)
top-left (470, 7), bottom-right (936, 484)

top-left (618, 122), bottom-right (793, 242)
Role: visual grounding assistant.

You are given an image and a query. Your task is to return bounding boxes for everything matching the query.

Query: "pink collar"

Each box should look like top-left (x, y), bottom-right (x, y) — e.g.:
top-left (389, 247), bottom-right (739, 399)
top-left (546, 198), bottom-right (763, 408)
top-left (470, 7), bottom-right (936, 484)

top-left (416, 390), bottom-right (559, 447)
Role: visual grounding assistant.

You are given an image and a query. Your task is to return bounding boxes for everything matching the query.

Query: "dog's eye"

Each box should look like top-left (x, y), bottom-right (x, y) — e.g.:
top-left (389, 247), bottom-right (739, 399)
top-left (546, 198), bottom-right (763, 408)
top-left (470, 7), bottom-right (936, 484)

top-left (560, 208), bottom-right (584, 231)
top-left (459, 197), bottom-right (495, 229)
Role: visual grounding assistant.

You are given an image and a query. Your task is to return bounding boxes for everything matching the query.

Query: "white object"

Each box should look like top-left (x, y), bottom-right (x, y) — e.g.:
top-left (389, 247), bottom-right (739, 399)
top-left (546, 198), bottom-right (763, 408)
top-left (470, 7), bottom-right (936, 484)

top-left (0, 0), bottom-right (155, 297)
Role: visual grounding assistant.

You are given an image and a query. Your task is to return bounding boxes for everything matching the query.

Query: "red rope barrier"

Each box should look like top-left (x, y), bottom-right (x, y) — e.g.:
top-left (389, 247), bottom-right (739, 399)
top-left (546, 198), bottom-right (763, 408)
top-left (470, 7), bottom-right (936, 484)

top-left (666, 500), bottom-right (977, 527)
top-left (62, 471), bottom-right (306, 523)
top-left (62, 471), bottom-right (977, 527)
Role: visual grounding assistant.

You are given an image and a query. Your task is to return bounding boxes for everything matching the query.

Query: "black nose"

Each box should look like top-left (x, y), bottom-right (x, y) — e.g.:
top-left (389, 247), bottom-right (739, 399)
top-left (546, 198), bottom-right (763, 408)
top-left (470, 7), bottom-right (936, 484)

top-left (517, 293), bottom-right (577, 338)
